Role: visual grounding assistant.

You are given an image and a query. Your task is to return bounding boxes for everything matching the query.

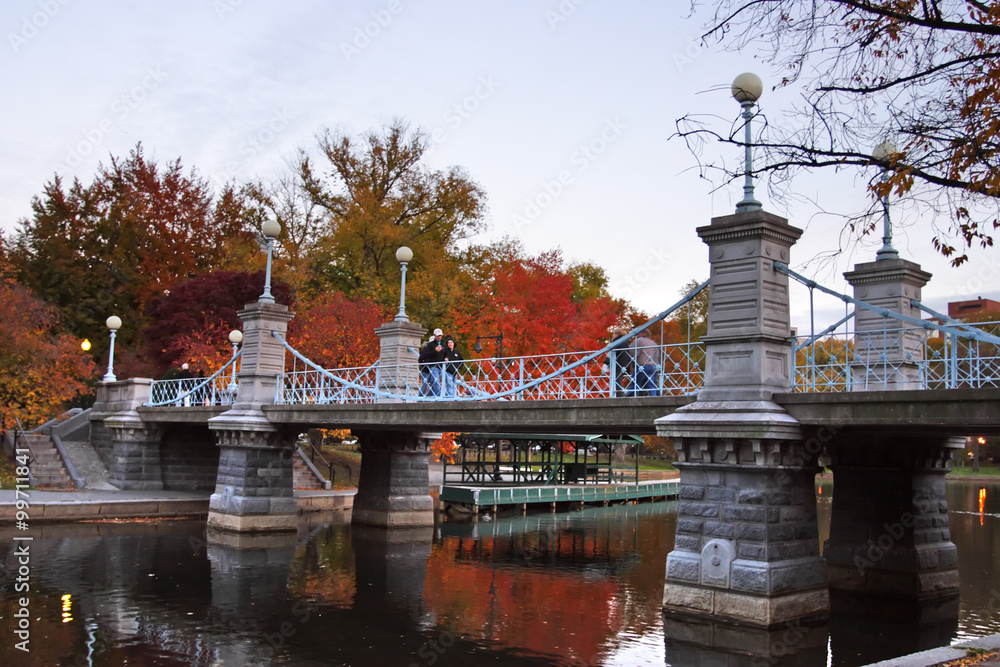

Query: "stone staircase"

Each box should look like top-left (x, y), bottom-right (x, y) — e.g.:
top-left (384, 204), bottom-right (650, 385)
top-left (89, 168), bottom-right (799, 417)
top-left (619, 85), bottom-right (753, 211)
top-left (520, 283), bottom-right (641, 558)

top-left (18, 433), bottom-right (73, 489)
top-left (293, 448), bottom-right (329, 490)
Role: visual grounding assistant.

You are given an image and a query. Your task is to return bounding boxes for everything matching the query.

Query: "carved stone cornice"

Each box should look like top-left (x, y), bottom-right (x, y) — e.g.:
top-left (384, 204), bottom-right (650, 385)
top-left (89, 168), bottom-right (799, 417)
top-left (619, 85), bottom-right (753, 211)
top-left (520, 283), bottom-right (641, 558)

top-left (213, 429), bottom-right (292, 450)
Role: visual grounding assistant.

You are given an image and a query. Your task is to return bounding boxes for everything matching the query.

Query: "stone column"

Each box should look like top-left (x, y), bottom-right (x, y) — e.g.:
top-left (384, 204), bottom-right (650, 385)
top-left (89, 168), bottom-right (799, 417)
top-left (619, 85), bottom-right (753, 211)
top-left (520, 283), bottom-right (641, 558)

top-left (352, 430), bottom-right (438, 528)
top-left (97, 379), bottom-right (165, 490)
top-left (208, 301), bottom-right (297, 532)
top-left (844, 259), bottom-right (932, 390)
top-left (823, 432), bottom-right (962, 598)
top-left (374, 320), bottom-right (426, 401)
top-left (207, 429), bottom-right (298, 532)
top-left (657, 209), bottom-right (830, 627)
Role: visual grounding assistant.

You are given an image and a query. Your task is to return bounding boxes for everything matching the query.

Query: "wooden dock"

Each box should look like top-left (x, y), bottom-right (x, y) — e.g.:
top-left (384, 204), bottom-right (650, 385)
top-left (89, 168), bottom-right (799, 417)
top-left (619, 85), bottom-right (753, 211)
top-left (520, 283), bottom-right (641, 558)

top-left (440, 478), bottom-right (679, 513)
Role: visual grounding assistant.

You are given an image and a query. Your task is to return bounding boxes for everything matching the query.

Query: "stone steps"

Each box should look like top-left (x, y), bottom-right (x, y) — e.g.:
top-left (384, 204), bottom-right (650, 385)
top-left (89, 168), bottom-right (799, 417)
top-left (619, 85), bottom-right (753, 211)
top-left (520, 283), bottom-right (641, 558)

top-left (17, 433), bottom-right (73, 489)
top-left (293, 450), bottom-right (327, 490)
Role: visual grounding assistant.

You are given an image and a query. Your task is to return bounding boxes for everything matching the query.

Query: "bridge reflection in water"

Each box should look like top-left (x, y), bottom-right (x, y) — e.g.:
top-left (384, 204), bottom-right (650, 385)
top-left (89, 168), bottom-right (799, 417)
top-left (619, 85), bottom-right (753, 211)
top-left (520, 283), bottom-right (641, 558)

top-left (1, 481), bottom-right (997, 666)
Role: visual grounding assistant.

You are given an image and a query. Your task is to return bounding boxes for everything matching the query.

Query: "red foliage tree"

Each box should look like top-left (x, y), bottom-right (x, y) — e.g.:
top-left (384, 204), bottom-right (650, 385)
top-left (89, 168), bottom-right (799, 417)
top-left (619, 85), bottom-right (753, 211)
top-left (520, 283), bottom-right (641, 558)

top-left (286, 292), bottom-right (387, 369)
top-left (448, 249), bottom-right (622, 358)
top-left (142, 270), bottom-right (293, 377)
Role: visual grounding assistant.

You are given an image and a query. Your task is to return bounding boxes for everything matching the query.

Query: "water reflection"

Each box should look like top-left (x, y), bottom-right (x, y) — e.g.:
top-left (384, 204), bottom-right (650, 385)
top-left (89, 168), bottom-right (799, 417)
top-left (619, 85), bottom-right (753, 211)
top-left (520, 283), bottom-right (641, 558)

top-left (0, 481), bottom-right (996, 666)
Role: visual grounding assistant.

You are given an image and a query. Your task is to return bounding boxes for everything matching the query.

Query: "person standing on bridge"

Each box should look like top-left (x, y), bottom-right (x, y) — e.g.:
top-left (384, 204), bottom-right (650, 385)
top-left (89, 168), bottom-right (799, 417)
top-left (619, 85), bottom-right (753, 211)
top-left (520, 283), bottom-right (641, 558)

top-left (443, 336), bottom-right (464, 398)
top-left (603, 328), bottom-right (632, 397)
top-left (419, 329), bottom-right (446, 397)
top-left (631, 331), bottom-right (660, 396)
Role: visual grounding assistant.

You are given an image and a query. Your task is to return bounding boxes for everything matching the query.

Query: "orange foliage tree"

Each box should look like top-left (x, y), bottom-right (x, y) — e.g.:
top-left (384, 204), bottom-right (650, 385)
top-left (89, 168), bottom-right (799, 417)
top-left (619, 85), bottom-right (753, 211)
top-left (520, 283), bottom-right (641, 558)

top-left (431, 432), bottom-right (459, 463)
top-left (0, 276), bottom-right (97, 432)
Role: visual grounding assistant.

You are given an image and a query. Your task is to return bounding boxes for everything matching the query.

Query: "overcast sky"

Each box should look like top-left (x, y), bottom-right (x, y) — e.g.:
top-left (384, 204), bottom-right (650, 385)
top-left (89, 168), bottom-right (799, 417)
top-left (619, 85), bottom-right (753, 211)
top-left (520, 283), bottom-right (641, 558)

top-left (3, 0), bottom-right (998, 331)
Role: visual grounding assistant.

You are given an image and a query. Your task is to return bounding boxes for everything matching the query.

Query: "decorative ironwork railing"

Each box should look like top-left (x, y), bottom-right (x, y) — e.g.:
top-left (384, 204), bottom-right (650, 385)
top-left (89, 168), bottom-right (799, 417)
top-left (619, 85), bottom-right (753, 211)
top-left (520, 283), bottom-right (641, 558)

top-left (274, 281), bottom-right (710, 404)
top-left (145, 350), bottom-right (243, 407)
top-left (777, 263), bottom-right (1000, 391)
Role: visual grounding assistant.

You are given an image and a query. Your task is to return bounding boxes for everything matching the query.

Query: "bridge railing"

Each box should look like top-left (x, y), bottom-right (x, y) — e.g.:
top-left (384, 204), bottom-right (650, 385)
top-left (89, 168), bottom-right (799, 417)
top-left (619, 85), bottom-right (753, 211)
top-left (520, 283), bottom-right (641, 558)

top-left (145, 351), bottom-right (242, 407)
top-left (790, 324), bottom-right (1000, 392)
top-left (273, 280), bottom-right (710, 404)
top-left (777, 262), bottom-right (1000, 392)
top-left (278, 360), bottom-right (380, 405)
top-left (276, 341), bottom-right (706, 404)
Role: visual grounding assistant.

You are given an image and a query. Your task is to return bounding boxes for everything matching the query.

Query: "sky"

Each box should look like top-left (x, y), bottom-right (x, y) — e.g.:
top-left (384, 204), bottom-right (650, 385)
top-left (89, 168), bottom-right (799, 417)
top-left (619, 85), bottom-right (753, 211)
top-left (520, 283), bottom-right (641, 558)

top-left (2, 0), bottom-right (998, 333)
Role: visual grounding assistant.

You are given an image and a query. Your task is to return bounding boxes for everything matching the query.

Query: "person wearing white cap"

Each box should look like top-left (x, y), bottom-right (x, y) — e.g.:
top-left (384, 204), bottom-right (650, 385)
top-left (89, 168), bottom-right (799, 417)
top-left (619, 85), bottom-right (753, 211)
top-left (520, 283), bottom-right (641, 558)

top-left (418, 329), bottom-right (446, 396)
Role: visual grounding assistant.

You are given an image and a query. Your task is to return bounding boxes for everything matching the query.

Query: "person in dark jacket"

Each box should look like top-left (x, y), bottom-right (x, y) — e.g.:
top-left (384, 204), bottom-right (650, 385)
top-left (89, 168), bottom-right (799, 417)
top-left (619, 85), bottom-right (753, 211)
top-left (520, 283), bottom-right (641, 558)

top-left (443, 336), bottom-right (464, 398)
top-left (418, 329), bottom-right (445, 397)
top-left (602, 328), bottom-right (632, 397)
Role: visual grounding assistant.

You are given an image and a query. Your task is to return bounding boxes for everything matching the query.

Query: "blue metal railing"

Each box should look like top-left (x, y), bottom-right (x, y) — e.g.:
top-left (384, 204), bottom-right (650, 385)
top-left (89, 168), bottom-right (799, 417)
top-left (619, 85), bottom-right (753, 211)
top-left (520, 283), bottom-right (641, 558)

top-left (274, 280), bottom-right (710, 404)
top-left (145, 350), bottom-right (243, 407)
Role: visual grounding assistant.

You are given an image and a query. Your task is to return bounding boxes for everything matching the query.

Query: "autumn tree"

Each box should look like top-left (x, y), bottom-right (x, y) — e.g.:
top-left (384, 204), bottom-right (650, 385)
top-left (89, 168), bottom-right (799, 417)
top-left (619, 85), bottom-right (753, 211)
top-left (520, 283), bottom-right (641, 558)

top-left (287, 292), bottom-right (387, 369)
top-left (681, 0), bottom-right (1000, 264)
top-left (10, 143), bottom-right (262, 373)
top-left (0, 263), bottom-right (97, 432)
top-left (290, 120), bottom-right (488, 322)
top-left (447, 246), bottom-right (624, 357)
top-left (142, 270), bottom-right (293, 377)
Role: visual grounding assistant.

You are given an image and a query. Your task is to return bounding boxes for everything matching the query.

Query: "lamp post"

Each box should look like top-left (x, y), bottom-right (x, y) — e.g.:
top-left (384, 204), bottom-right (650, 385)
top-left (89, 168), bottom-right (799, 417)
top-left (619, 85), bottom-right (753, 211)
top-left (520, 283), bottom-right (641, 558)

top-left (395, 246), bottom-right (413, 322)
top-left (227, 329), bottom-right (243, 392)
top-left (81, 339), bottom-right (91, 352)
top-left (872, 139), bottom-right (900, 261)
top-left (103, 315), bottom-right (122, 382)
top-left (259, 218), bottom-right (281, 303)
top-left (474, 333), bottom-right (504, 360)
top-left (732, 72), bottom-right (764, 214)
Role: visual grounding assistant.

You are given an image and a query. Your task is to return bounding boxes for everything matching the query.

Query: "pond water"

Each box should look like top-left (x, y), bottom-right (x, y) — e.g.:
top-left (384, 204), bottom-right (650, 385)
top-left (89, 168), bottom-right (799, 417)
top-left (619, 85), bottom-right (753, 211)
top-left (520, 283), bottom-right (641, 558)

top-left (0, 480), bottom-right (997, 666)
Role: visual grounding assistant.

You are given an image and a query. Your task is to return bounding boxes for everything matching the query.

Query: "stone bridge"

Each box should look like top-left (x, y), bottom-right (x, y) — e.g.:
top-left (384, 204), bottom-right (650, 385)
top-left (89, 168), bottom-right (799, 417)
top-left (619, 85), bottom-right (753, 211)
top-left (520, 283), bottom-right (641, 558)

top-left (86, 207), bottom-right (1000, 629)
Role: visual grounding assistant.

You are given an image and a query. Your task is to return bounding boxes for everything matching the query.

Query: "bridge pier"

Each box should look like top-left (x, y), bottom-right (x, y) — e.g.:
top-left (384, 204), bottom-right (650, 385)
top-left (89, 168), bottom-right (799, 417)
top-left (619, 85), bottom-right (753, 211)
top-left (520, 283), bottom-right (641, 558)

top-left (352, 430), bottom-right (437, 528)
top-left (206, 429), bottom-right (298, 532)
top-left (658, 209), bottom-right (830, 627)
top-left (95, 379), bottom-right (167, 490)
top-left (823, 432), bottom-right (962, 598)
top-left (208, 300), bottom-right (298, 532)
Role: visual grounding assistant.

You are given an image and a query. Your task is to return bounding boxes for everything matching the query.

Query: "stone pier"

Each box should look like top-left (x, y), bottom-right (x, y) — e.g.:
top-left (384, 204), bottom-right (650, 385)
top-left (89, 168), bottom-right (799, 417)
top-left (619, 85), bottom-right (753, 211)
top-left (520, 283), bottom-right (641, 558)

top-left (823, 432), bottom-right (962, 598)
top-left (657, 209), bottom-right (830, 627)
top-left (352, 430), bottom-right (437, 528)
top-left (208, 301), bottom-right (297, 532)
top-left (348, 318), bottom-right (437, 528)
top-left (94, 379), bottom-right (164, 490)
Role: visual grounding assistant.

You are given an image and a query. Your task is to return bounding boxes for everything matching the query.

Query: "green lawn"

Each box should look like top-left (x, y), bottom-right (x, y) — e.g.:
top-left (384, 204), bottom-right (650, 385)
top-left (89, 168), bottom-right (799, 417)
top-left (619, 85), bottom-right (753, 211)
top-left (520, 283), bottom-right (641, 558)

top-left (0, 454), bottom-right (20, 490)
top-left (948, 464), bottom-right (1000, 476)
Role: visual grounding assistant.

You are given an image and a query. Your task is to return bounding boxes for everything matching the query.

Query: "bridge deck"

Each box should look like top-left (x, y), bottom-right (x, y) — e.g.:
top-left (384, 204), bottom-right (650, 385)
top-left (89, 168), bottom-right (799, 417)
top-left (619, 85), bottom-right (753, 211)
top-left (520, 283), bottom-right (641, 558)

top-left (134, 387), bottom-right (1000, 436)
